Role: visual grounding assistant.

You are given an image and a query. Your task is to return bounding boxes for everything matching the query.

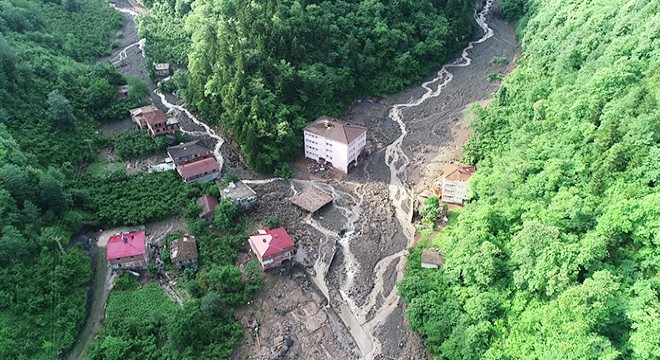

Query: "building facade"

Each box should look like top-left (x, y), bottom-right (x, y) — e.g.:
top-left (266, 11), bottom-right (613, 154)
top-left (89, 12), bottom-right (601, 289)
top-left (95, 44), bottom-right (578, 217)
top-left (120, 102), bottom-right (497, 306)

top-left (441, 163), bottom-right (477, 204)
top-left (303, 116), bottom-right (367, 173)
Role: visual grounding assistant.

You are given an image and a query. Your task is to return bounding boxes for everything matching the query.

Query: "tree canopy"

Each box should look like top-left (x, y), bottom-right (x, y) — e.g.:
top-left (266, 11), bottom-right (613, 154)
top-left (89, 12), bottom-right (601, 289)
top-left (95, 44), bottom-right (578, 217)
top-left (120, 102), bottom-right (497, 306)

top-left (400, 0), bottom-right (660, 358)
top-left (140, 0), bottom-right (476, 171)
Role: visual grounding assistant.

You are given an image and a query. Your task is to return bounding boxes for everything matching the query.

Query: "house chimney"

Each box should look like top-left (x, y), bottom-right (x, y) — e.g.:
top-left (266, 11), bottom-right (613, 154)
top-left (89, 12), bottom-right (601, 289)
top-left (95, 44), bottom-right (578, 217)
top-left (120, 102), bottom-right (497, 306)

top-left (122, 236), bottom-right (128, 243)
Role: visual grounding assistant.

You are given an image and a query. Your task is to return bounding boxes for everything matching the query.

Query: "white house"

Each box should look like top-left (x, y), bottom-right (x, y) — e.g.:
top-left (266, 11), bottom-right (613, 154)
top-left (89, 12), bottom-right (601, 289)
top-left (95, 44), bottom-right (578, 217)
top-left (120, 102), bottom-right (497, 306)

top-left (441, 163), bottom-right (477, 204)
top-left (303, 116), bottom-right (367, 173)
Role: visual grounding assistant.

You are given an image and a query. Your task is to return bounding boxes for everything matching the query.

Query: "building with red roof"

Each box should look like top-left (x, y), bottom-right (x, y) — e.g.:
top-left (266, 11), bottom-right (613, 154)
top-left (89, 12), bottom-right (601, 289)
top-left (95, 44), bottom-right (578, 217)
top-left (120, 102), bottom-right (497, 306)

top-left (248, 227), bottom-right (295, 270)
top-left (441, 163), bottom-right (477, 204)
top-left (106, 231), bottom-right (148, 270)
top-left (129, 105), bottom-right (180, 136)
top-left (176, 157), bottom-right (220, 183)
top-left (196, 195), bottom-right (219, 222)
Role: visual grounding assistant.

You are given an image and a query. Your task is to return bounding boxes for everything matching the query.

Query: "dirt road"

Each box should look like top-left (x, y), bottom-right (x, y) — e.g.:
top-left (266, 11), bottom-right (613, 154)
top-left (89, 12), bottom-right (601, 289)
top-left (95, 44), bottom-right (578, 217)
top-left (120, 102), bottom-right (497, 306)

top-left (88, 0), bottom-right (520, 359)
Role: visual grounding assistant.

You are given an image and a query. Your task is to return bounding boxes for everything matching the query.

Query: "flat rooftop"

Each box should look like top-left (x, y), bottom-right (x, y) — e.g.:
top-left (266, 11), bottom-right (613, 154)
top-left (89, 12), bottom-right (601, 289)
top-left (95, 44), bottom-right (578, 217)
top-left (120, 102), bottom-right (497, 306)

top-left (220, 181), bottom-right (256, 200)
top-left (288, 186), bottom-right (333, 213)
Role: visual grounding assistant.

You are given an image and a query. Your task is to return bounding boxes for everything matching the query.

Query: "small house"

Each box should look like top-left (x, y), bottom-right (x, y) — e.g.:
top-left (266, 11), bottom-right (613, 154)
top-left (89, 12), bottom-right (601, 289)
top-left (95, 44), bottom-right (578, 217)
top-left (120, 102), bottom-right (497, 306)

top-left (421, 248), bottom-right (444, 269)
top-left (248, 227), bottom-right (295, 270)
top-left (167, 140), bottom-right (213, 165)
top-left (441, 163), bottom-right (477, 204)
top-left (196, 195), bottom-right (218, 222)
top-left (220, 181), bottom-right (257, 211)
top-left (117, 85), bottom-right (130, 101)
top-left (129, 105), bottom-right (180, 136)
top-left (176, 157), bottom-right (220, 183)
top-left (170, 235), bottom-right (198, 269)
top-left (303, 116), bottom-right (367, 173)
top-left (107, 231), bottom-right (148, 270)
top-left (154, 63), bottom-right (170, 77)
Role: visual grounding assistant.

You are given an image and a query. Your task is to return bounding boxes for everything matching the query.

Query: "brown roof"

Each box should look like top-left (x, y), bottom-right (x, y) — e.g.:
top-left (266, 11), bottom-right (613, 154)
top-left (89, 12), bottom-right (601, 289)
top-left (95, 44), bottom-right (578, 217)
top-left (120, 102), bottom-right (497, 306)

top-left (421, 248), bottom-right (445, 267)
top-left (304, 116), bottom-right (367, 145)
top-left (143, 108), bottom-right (168, 127)
top-left (196, 195), bottom-right (218, 217)
top-left (288, 186), bottom-right (333, 213)
top-left (176, 157), bottom-right (219, 179)
top-left (443, 163), bottom-right (477, 181)
top-left (170, 235), bottom-right (198, 263)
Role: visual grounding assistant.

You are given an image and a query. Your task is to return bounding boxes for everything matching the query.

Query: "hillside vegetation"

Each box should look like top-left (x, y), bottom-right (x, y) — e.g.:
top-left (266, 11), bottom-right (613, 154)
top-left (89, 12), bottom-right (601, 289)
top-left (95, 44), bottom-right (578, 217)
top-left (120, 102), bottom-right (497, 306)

top-left (0, 0), bottom-right (125, 358)
top-left (141, 0), bottom-right (477, 171)
top-left (400, 0), bottom-right (660, 358)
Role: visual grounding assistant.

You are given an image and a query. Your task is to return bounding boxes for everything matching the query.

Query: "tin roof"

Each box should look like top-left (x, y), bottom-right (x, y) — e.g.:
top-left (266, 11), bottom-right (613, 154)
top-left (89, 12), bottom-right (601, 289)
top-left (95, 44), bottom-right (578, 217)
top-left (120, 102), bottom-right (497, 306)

top-left (107, 231), bottom-right (146, 260)
top-left (196, 195), bottom-right (218, 217)
top-left (167, 140), bottom-right (211, 163)
top-left (421, 248), bottom-right (445, 267)
top-left (176, 157), bottom-right (219, 179)
top-left (249, 227), bottom-right (294, 258)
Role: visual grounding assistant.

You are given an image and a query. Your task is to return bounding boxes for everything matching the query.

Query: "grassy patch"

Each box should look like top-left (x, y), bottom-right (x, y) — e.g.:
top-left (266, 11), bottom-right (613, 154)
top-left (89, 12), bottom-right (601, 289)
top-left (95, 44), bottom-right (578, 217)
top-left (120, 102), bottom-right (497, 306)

top-left (86, 161), bottom-right (125, 179)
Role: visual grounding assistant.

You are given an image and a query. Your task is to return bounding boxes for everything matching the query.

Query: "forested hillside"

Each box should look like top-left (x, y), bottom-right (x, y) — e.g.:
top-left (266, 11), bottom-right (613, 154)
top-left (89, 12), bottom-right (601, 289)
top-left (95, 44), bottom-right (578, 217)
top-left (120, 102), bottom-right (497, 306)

top-left (0, 0), bottom-right (127, 358)
top-left (400, 0), bottom-right (660, 358)
top-left (141, 0), bottom-right (477, 171)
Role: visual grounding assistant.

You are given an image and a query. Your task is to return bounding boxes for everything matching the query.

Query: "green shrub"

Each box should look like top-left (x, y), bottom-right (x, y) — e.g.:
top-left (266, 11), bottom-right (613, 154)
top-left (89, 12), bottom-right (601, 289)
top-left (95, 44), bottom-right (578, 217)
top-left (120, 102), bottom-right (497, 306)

top-left (274, 163), bottom-right (294, 180)
top-left (487, 72), bottom-right (505, 82)
top-left (419, 196), bottom-right (440, 225)
top-left (265, 215), bottom-right (282, 229)
top-left (111, 130), bottom-right (169, 160)
top-left (489, 56), bottom-right (509, 66)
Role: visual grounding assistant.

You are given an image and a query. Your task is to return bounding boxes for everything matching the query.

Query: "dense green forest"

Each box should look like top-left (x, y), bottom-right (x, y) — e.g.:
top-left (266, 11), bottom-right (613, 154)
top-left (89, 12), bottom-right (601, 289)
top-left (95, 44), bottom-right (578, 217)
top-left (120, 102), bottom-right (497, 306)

top-left (0, 0), bottom-right (128, 358)
top-left (140, 0), bottom-right (477, 171)
top-left (400, 0), bottom-right (660, 358)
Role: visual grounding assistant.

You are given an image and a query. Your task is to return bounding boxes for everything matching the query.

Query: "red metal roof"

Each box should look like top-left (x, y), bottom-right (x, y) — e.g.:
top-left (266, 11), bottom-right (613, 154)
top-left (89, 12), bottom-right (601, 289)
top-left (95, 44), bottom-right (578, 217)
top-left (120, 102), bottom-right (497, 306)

top-left (249, 227), bottom-right (294, 258)
top-left (176, 157), bottom-right (219, 179)
top-left (107, 231), bottom-right (146, 260)
top-left (196, 195), bottom-right (219, 216)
